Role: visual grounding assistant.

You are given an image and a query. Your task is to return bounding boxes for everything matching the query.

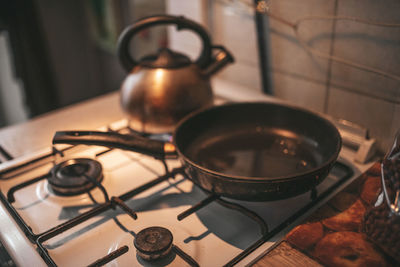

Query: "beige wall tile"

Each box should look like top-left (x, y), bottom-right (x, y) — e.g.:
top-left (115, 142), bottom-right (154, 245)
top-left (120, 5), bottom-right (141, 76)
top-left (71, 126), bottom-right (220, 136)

top-left (327, 87), bottom-right (395, 152)
top-left (268, 0), bottom-right (336, 82)
top-left (272, 72), bottom-right (326, 112)
top-left (166, 0), bottom-right (206, 62)
top-left (168, 30), bottom-right (203, 62)
top-left (212, 2), bottom-right (259, 66)
top-left (209, 1), bottom-right (261, 91)
top-left (166, 0), bottom-right (204, 23)
top-left (330, 0), bottom-right (400, 102)
top-left (216, 62), bottom-right (261, 91)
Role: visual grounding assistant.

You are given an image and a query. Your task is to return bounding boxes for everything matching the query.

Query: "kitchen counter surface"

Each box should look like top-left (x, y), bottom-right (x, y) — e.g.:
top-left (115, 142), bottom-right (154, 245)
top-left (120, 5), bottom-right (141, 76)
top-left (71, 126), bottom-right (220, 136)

top-left (0, 91), bottom-right (124, 160)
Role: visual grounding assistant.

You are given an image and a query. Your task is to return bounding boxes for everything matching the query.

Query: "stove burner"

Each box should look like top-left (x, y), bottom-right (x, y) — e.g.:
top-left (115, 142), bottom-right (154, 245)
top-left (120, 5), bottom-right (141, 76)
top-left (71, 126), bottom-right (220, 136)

top-left (134, 226), bottom-right (173, 261)
top-left (48, 158), bottom-right (103, 196)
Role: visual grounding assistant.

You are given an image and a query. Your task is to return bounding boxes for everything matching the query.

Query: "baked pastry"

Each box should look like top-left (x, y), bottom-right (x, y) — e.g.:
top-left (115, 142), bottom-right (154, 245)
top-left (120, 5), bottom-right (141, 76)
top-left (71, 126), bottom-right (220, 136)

top-left (307, 204), bottom-right (338, 222)
top-left (314, 231), bottom-right (386, 267)
top-left (322, 199), bottom-right (365, 232)
top-left (286, 222), bottom-right (324, 250)
top-left (360, 177), bottom-right (381, 205)
top-left (328, 192), bottom-right (357, 211)
top-left (366, 163), bottom-right (382, 177)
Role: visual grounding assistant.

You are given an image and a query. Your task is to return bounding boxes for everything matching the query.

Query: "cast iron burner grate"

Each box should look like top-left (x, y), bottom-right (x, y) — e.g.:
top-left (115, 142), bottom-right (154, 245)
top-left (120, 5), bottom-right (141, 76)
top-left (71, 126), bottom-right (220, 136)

top-left (48, 158), bottom-right (103, 196)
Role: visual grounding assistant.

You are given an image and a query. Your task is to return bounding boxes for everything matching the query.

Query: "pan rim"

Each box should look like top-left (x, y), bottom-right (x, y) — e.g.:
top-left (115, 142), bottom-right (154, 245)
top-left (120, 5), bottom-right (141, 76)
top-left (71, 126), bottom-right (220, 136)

top-left (173, 101), bottom-right (342, 182)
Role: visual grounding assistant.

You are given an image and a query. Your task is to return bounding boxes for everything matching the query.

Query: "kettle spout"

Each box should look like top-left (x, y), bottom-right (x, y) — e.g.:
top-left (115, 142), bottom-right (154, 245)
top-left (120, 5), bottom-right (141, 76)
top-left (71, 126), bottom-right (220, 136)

top-left (202, 46), bottom-right (235, 77)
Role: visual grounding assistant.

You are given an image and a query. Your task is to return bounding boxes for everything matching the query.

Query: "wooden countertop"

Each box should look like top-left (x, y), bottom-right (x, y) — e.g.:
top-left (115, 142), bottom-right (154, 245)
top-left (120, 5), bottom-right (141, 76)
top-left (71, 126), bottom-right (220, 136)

top-left (253, 242), bottom-right (322, 267)
top-left (0, 91), bottom-right (124, 159)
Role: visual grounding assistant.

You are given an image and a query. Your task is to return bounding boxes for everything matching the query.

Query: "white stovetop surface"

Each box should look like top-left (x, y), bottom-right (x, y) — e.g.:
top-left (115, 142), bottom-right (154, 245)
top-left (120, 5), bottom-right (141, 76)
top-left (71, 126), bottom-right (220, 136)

top-left (0, 79), bottom-right (376, 266)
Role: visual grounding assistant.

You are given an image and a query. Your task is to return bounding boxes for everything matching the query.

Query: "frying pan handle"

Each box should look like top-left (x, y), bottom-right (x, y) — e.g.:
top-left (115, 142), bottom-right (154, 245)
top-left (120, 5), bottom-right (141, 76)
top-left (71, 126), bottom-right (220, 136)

top-left (52, 131), bottom-right (177, 159)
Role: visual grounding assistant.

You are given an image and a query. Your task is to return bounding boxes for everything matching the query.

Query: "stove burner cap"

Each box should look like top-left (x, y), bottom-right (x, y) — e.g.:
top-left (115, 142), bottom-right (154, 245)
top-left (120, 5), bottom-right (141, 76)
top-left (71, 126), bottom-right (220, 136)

top-left (134, 226), bottom-right (173, 261)
top-left (48, 158), bottom-right (103, 196)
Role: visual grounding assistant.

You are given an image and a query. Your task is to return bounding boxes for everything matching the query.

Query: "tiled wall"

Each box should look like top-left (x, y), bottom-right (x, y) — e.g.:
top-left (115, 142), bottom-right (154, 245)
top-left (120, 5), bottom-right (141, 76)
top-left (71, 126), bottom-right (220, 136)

top-left (326, 0), bottom-right (400, 152)
top-left (167, 0), bottom-right (400, 153)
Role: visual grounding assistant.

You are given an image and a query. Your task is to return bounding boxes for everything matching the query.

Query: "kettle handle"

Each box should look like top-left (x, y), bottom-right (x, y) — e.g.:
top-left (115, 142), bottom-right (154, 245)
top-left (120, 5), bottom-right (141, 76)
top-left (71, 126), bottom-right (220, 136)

top-left (118, 15), bottom-right (213, 72)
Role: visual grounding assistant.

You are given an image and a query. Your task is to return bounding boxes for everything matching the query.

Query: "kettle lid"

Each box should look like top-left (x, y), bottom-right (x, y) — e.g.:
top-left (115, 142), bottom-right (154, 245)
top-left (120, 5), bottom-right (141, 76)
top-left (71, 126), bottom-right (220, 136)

top-left (140, 48), bottom-right (191, 68)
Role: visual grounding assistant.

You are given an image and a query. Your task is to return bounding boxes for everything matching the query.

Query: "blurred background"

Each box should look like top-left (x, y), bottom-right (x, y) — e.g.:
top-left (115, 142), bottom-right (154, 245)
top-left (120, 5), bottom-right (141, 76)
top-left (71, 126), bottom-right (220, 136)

top-left (0, 0), bottom-right (165, 126)
top-left (0, 0), bottom-right (399, 153)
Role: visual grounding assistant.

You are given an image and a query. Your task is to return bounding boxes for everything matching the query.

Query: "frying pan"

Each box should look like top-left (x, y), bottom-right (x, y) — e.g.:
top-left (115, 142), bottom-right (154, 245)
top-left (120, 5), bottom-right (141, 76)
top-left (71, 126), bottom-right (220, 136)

top-left (52, 102), bottom-right (341, 201)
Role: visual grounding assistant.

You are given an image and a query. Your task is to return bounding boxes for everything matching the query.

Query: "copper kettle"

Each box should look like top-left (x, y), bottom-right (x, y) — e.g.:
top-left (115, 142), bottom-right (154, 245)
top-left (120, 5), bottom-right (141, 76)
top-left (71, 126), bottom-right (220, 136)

top-left (118, 15), bottom-right (234, 134)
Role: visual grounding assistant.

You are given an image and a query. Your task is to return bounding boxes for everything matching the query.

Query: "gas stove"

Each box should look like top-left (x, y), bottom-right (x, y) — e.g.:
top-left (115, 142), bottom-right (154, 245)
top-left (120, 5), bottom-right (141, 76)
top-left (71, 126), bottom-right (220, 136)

top-left (0, 113), bottom-right (375, 266)
top-left (0, 80), bottom-right (377, 266)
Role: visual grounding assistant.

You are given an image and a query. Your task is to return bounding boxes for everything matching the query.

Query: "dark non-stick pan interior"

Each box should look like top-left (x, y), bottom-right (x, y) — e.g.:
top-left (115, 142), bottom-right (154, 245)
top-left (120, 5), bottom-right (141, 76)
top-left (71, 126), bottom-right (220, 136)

top-left (174, 102), bottom-right (341, 179)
